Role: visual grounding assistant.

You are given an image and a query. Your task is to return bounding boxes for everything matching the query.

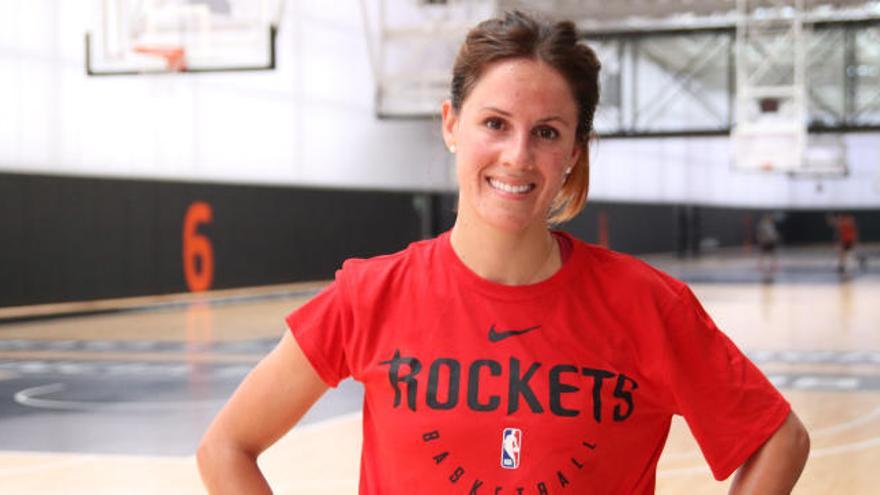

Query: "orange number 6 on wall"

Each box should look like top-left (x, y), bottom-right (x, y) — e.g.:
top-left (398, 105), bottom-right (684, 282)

top-left (183, 201), bottom-right (214, 292)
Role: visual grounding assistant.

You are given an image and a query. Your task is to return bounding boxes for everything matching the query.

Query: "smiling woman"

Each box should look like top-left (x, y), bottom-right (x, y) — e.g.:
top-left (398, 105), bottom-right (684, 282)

top-left (197, 10), bottom-right (809, 495)
top-left (445, 10), bottom-right (599, 229)
top-left (443, 59), bottom-right (581, 234)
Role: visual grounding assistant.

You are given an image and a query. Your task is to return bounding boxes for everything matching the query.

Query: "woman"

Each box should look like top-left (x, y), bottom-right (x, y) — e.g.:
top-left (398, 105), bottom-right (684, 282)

top-left (198, 11), bottom-right (809, 494)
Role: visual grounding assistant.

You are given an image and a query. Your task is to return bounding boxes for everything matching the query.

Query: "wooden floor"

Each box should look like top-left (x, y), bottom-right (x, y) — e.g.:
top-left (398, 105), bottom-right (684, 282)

top-left (0, 247), bottom-right (878, 494)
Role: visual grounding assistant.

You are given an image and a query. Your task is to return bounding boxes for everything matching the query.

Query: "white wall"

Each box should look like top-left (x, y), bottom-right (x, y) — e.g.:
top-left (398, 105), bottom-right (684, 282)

top-left (1, 1), bottom-right (879, 208)
top-left (0, 0), bottom-right (454, 191)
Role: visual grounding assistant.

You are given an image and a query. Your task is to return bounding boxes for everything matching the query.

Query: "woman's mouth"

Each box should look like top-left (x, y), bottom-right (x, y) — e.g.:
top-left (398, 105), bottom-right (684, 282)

top-left (487, 177), bottom-right (535, 195)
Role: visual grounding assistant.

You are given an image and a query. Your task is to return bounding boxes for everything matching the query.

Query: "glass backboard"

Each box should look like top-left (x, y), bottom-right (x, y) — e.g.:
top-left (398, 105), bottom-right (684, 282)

top-left (87, 0), bottom-right (283, 75)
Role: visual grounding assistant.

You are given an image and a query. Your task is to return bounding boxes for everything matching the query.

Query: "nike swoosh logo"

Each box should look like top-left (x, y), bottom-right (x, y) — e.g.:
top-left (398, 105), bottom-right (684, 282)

top-left (488, 324), bottom-right (542, 343)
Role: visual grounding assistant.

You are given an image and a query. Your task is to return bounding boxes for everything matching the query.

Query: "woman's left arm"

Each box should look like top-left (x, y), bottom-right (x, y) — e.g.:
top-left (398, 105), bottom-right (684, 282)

top-left (728, 411), bottom-right (810, 494)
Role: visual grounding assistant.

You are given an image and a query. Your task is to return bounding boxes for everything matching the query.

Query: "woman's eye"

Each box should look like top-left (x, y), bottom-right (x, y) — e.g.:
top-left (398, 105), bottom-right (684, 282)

top-left (485, 118), bottom-right (504, 130)
top-left (535, 126), bottom-right (559, 140)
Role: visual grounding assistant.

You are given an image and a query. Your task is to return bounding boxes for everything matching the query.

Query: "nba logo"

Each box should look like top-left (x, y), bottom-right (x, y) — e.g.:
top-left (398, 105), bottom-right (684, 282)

top-left (500, 428), bottom-right (522, 469)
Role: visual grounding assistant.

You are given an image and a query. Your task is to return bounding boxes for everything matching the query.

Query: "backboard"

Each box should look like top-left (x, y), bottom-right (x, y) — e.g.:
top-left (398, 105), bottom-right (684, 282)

top-left (732, 123), bottom-right (848, 177)
top-left (86, 0), bottom-right (283, 75)
top-left (732, 121), bottom-right (806, 173)
top-left (361, 0), bottom-right (491, 118)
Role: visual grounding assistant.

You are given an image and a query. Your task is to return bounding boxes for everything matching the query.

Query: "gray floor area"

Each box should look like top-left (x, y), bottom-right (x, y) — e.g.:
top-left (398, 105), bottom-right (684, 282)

top-left (0, 338), bottom-right (364, 457)
top-left (653, 244), bottom-right (878, 285)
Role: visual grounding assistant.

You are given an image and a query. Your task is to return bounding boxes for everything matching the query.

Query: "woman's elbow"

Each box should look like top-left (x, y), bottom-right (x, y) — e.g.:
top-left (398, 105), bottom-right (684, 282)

top-left (196, 436), bottom-right (221, 479)
top-left (196, 434), bottom-right (243, 480)
top-left (773, 411), bottom-right (811, 483)
top-left (790, 415), bottom-right (811, 465)
top-left (197, 429), bottom-right (262, 470)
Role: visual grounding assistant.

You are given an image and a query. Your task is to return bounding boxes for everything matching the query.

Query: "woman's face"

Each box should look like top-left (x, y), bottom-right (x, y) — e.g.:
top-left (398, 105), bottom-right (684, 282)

top-left (442, 58), bottom-right (581, 233)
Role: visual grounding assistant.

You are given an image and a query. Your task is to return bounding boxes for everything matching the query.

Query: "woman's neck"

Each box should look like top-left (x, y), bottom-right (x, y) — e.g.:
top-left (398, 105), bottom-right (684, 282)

top-left (449, 218), bottom-right (561, 286)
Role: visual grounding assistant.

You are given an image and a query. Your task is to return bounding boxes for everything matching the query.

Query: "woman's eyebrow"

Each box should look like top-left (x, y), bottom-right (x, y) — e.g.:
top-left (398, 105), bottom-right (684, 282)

top-left (536, 116), bottom-right (571, 128)
top-left (479, 106), bottom-right (571, 128)
top-left (479, 106), bottom-right (512, 116)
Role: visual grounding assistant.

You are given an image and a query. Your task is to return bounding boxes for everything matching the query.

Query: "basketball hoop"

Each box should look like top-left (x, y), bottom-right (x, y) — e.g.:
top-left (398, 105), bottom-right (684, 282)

top-left (133, 45), bottom-right (187, 72)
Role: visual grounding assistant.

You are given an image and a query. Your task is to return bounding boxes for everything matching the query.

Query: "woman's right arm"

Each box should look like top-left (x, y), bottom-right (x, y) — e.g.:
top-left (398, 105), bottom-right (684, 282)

top-left (197, 330), bottom-right (329, 494)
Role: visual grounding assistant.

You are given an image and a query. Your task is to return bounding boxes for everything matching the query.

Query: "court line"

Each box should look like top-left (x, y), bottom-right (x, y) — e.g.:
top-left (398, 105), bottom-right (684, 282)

top-left (0, 284), bottom-right (324, 325)
top-left (655, 402), bottom-right (880, 463)
top-left (15, 382), bottom-right (363, 422)
top-left (0, 350), bottom-right (263, 364)
top-left (809, 436), bottom-right (880, 458)
top-left (659, 435), bottom-right (880, 477)
top-left (809, 405), bottom-right (880, 438)
top-left (13, 382), bottom-right (224, 412)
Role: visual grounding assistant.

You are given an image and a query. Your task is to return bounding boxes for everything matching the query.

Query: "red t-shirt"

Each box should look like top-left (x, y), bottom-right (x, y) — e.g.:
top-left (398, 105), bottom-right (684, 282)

top-left (286, 231), bottom-right (790, 494)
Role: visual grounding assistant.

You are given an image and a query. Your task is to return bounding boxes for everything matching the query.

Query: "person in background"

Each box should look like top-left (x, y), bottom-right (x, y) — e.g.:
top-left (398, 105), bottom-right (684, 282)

top-left (832, 213), bottom-right (859, 274)
top-left (197, 10), bottom-right (810, 494)
top-left (756, 212), bottom-right (781, 279)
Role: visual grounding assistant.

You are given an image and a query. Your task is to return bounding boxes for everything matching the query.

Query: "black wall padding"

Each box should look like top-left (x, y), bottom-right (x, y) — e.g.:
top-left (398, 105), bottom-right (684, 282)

top-left (780, 210), bottom-right (880, 245)
top-left (565, 202), bottom-right (680, 254)
top-left (430, 197), bottom-right (684, 254)
top-left (570, 204), bottom-right (880, 255)
top-left (0, 173), bottom-right (421, 307)
top-left (2, 172), bottom-right (877, 307)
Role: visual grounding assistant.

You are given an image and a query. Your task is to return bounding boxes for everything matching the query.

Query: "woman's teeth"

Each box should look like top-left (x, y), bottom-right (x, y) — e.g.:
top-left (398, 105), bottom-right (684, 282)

top-left (488, 178), bottom-right (533, 194)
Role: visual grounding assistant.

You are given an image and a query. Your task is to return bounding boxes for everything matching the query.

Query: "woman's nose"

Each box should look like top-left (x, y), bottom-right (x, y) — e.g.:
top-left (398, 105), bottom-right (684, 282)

top-left (499, 131), bottom-right (534, 170)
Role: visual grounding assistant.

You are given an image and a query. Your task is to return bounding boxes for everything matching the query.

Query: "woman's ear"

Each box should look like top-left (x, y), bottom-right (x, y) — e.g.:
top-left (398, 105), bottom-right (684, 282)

top-left (441, 99), bottom-right (458, 153)
top-left (569, 141), bottom-right (583, 169)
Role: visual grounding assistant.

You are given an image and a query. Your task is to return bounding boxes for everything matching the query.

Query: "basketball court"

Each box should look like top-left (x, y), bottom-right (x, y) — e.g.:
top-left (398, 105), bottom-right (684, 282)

top-left (3, 0), bottom-right (880, 493)
top-left (0, 246), bottom-right (877, 494)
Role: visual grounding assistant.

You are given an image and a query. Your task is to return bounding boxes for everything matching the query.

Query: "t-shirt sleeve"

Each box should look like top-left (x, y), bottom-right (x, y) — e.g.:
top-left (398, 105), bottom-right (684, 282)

top-left (661, 285), bottom-right (791, 481)
top-left (285, 277), bottom-right (353, 388)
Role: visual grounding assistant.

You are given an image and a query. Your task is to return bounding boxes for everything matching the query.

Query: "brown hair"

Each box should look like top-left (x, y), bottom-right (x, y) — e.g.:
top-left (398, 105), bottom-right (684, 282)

top-left (450, 10), bottom-right (601, 224)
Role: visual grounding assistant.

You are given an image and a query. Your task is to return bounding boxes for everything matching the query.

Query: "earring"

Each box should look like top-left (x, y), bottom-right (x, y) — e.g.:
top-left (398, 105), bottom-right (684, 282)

top-left (565, 166), bottom-right (573, 175)
top-left (449, 144), bottom-right (456, 153)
